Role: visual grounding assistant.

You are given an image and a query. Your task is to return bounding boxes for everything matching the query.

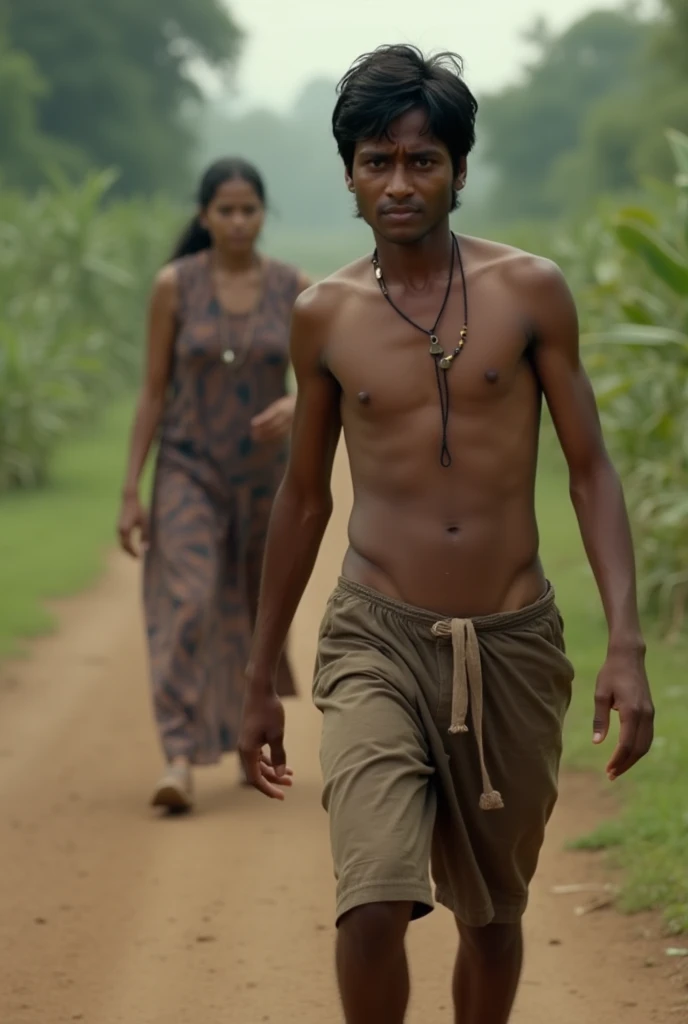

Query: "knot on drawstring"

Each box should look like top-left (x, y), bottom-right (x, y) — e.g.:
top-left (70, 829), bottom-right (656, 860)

top-left (431, 617), bottom-right (504, 812)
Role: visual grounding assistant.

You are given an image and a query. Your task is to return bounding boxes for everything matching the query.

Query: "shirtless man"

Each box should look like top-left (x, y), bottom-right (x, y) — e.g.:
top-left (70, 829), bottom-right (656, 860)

top-left (239, 45), bottom-right (654, 1024)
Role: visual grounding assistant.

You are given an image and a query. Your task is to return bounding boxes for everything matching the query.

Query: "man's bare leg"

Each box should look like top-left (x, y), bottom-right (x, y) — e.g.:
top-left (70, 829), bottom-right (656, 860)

top-left (336, 901), bottom-right (414, 1024)
top-left (452, 920), bottom-right (523, 1024)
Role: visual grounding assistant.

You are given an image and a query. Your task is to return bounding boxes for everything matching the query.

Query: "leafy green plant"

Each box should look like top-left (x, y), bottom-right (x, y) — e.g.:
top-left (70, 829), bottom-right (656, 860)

top-left (564, 130), bottom-right (688, 632)
top-left (0, 173), bottom-right (178, 490)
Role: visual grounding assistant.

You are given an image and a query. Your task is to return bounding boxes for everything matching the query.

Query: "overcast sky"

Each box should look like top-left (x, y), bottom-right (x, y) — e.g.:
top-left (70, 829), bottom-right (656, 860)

top-left (221, 0), bottom-right (651, 112)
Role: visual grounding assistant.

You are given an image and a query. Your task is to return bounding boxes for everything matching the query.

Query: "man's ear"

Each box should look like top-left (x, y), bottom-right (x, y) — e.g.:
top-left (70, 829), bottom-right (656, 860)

top-left (454, 156), bottom-right (467, 193)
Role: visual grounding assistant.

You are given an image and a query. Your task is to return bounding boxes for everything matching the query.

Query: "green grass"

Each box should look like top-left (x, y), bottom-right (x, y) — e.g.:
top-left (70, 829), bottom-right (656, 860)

top-left (0, 398), bottom-right (137, 657)
top-left (537, 437), bottom-right (688, 934)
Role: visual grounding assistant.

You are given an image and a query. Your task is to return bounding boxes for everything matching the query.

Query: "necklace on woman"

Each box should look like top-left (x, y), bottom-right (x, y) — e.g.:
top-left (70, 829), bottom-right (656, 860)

top-left (371, 232), bottom-right (469, 468)
top-left (211, 254), bottom-right (265, 371)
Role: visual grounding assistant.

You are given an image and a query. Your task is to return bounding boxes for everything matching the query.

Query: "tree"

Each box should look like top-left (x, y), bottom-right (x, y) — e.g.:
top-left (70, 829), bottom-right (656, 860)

top-left (655, 0), bottom-right (688, 77)
top-left (194, 78), bottom-right (354, 231)
top-left (479, 10), bottom-right (650, 219)
top-left (0, 27), bottom-right (82, 188)
top-left (4, 0), bottom-right (243, 194)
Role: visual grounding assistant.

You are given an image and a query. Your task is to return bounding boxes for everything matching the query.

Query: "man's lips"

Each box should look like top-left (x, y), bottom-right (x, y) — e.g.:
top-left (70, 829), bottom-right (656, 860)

top-left (381, 205), bottom-right (421, 218)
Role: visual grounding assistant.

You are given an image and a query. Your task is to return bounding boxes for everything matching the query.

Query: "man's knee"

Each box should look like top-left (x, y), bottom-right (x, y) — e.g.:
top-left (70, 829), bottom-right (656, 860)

top-left (457, 920), bottom-right (523, 962)
top-left (338, 901), bottom-right (413, 962)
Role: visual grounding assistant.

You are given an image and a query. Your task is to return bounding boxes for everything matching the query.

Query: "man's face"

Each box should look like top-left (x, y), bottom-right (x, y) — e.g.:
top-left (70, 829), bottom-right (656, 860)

top-left (346, 108), bottom-right (466, 243)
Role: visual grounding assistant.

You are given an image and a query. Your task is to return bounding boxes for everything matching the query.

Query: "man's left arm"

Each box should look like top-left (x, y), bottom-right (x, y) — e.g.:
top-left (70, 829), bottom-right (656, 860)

top-left (530, 259), bottom-right (654, 781)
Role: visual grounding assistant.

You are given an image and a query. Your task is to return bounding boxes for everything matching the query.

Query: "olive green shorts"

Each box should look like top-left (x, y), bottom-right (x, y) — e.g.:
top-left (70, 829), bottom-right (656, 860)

top-left (312, 578), bottom-right (575, 928)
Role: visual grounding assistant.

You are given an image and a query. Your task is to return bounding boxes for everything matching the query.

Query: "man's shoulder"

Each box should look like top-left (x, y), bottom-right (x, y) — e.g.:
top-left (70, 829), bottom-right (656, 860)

top-left (465, 235), bottom-right (569, 296)
top-left (293, 255), bottom-right (371, 320)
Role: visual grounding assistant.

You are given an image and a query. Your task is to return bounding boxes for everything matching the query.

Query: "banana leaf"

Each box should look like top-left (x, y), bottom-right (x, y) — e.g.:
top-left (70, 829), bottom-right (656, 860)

top-left (614, 220), bottom-right (688, 297)
top-left (583, 324), bottom-right (688, 348)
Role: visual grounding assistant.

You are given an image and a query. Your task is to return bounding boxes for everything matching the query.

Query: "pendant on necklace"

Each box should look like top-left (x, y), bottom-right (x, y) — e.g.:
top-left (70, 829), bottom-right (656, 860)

top-left (439, 345), bottom-right (464, 371)
top-left (429, 334), bottom-right (444, 356)
top-left (222, 349), bottom-right (236, 364)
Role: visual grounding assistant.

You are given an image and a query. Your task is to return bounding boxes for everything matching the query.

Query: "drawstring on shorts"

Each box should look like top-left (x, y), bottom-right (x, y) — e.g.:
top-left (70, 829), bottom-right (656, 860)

top-left (431, 617), bottom-right (504, 812)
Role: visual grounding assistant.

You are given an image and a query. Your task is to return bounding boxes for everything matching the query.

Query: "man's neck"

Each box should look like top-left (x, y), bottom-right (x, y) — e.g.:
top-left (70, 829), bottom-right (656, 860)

top-left (372, 222), bottom-right (454, 290)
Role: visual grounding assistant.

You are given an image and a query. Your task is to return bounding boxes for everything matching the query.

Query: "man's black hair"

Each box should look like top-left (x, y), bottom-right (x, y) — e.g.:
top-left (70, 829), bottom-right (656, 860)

top-left (332, 44), bottom-right (478, 176)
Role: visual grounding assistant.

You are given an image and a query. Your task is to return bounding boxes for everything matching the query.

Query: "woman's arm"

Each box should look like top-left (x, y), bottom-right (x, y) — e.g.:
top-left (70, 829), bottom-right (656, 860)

top-left (117, 265), bottom-right (178, 557)
top-left (250, 270), bottom-right (313, 443)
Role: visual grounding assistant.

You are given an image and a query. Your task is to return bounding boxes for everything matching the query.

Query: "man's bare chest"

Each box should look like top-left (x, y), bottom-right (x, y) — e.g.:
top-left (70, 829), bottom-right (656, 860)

top-left (327, 294), bottom-right (536, 417)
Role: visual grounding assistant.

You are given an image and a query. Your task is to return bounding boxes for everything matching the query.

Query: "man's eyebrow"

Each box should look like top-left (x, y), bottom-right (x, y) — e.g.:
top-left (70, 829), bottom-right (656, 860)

top-left (357, 142), bottom-right (393, 154)
top-left (408, 147), bottom-right (443, 157)
top-left (356, 142), bottom-right (444, 156)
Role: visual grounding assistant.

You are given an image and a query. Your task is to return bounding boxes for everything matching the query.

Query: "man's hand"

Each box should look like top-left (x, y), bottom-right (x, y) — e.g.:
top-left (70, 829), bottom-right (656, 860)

top-left (239, 687), bottom-right (292, 799)
top-left (251, 395), bottom-right (296, 443)
top-left (593, 649), bottom-right (654, 781)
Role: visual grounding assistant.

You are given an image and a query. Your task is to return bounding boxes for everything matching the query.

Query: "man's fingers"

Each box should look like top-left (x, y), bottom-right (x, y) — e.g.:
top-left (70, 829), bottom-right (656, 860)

top-left (268, 737), bottom-right (287, 777)
top-left (608, 705), bottom-right (654, 780)
top-left (593, 691), bottom-right (612, 744)
top-left (634, 709), bottom-right (655, 764)
top-left (259, 758), bottom-right (293, 786)
top-left (240, 750), bottom-right (286, 799)
top-left (606, 742), bottom-right (634, 780)
top-left (248, 776), bottom-right (286, 799)
top-left (260, 765), bottom-right (293, 787)
top-left (240, 750), bottom-right (262, 786)
top-left (252, 775), bottom-right (287, 800)
top-left (606, 709), bottom-right (639, 780)
top-left (259, 754), bottom-right (293, 777)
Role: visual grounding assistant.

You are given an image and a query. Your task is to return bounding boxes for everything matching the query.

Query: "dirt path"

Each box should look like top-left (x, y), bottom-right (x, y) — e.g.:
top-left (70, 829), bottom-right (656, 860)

top-left (0, 450), bottom-right (685, 1024)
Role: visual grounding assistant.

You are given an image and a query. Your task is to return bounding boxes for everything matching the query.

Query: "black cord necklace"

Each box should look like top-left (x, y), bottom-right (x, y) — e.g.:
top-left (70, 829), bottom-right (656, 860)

top-left (371, 232), bottom-right (468, 467)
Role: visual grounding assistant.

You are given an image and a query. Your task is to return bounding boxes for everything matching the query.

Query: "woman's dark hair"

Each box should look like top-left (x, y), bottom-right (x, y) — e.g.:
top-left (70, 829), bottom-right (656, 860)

top-left (332, 44), bottom-right (478, 180)
top-left (170, 157), bottom-right (267, 260)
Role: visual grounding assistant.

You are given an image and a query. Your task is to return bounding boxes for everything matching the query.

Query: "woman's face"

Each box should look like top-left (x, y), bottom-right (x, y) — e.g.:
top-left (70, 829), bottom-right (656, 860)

top-left (201, 178), bottom-right (265, 256)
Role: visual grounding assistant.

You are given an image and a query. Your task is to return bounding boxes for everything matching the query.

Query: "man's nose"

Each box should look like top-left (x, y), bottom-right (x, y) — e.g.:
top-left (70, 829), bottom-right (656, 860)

top-left (385, 163), bottom-right (414, 199)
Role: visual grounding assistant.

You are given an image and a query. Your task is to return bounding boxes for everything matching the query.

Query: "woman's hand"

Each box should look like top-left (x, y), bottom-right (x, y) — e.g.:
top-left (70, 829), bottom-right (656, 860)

top-left (117, 491), bottom-right (150, 558)
top-left (251, 395), bottom-right (296, 443)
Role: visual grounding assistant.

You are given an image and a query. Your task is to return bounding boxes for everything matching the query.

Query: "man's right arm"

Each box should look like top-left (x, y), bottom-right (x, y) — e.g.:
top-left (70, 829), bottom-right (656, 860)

top-left (239, 285), bottom-right (341, 796)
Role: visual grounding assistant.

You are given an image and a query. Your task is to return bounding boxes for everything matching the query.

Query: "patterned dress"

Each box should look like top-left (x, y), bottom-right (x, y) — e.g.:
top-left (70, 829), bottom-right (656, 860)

top-left (144, 251), bottom-right (300, 765)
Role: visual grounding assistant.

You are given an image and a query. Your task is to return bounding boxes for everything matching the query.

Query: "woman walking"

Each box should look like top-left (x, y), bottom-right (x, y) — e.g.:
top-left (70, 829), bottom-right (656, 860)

top-left (117, 158), bottom-right (309, 811)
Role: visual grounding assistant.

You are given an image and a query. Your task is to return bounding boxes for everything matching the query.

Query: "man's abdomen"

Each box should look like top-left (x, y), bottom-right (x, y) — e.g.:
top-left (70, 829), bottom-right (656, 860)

top-left (343, 498), bottom-right (545, 619)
